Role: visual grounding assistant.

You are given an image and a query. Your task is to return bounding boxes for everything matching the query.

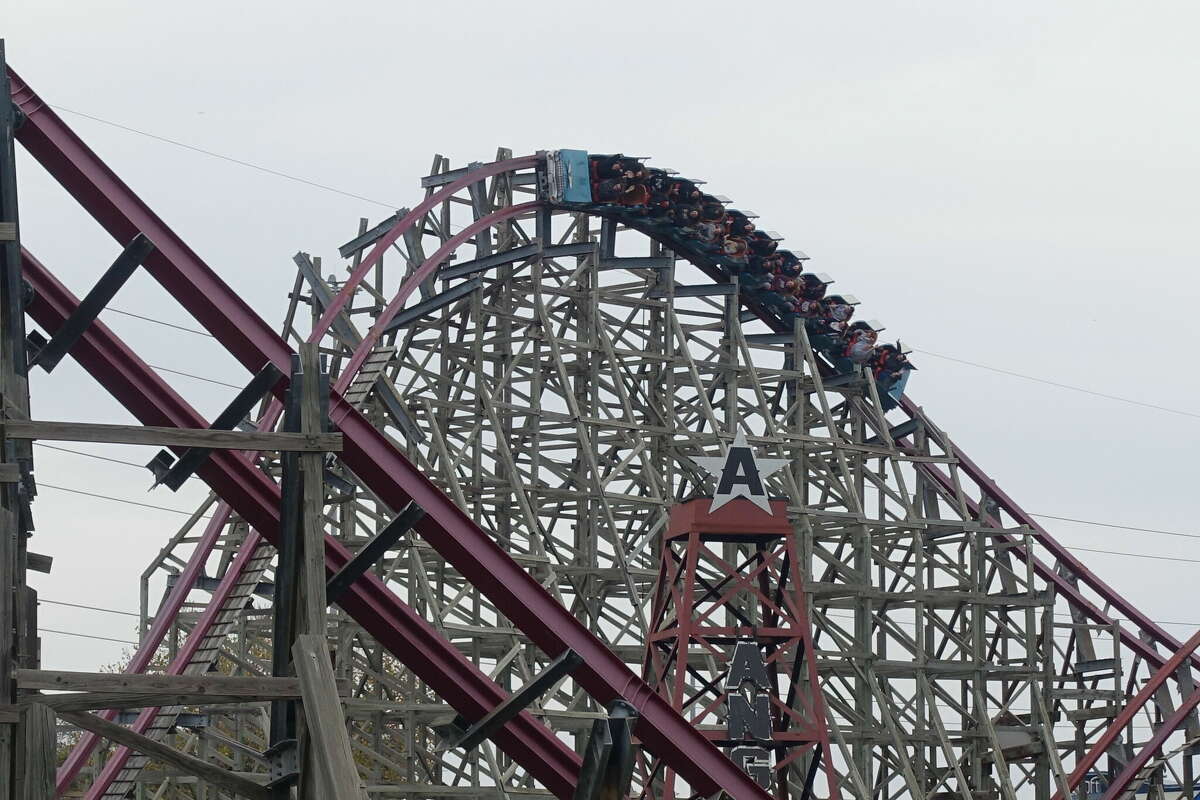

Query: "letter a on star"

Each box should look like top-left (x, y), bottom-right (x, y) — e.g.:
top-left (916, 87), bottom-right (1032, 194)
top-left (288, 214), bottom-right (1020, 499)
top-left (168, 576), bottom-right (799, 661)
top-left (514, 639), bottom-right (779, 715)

top-left (694, 432), bottom-right (789, 514)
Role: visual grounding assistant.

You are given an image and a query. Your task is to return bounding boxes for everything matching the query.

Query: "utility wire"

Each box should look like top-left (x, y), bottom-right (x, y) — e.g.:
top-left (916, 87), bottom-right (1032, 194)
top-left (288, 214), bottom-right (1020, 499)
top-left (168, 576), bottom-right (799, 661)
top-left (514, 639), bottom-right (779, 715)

top-left (147, 363), bottom-right (240, 389)
top-left (41, 106), bottom-right (1200, 423)
top-left (50, 104), bottom-right (399, 210)
top-left (33, 431), bottom-right (1200, 561)
top-left (34, 442), bottom-right (147, 469)
top-left (40, 598), bottom-right (140, 618)
top-left (1029, 512), bottom-right (1200, 541)
top-left (914, 348), bottom-right (1200, 420)
top-left (38, 111), bottom-right (1197, 418)
top-left (39, 627), bottom-right (137, 645)
top-left (1064, 545), bottom-right (1200, 565)
top-left (38, 482), bottom-right (210, 518)
top-left (107, 307), bottom-right (213, 338)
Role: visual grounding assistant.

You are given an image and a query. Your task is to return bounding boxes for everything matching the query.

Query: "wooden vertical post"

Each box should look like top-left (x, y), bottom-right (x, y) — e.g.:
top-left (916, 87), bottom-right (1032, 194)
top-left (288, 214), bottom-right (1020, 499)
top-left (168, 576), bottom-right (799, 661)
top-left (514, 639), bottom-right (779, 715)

top-left (0, 40), bottom-right (34, 800)
top-left (297, 342), bottom-right (326, 635)
top-left (294, 342), bottom-right (327, 800)
top-left (292, 635), bottom-right (364, 800)
top-left (19, 704), bottom-right (54, 800)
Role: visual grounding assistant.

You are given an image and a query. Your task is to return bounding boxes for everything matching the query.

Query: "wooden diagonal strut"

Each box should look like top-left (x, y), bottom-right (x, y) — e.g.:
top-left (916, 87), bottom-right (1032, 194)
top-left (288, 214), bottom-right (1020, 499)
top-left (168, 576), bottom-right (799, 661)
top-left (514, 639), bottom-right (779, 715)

top-left (292, 635), bottom-right (366, 800)
top-left (58, 709), bottom-right (274, 800)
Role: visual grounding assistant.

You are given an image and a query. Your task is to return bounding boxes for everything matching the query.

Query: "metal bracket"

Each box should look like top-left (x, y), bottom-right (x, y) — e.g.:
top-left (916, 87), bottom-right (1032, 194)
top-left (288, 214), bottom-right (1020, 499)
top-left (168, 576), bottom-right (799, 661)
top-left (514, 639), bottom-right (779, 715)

top-left (263, 738), bottom-right (299, 788)
top-left (325, 501), bottom-right (425, 604)
top-left (440, 648), bottom-right (583, 753)
top-left (28, 233), bottom-right (155, 372)
top-left (147, 363), bottom-right (283, 491)
top-left (573, 700), bottom-right (640, 800)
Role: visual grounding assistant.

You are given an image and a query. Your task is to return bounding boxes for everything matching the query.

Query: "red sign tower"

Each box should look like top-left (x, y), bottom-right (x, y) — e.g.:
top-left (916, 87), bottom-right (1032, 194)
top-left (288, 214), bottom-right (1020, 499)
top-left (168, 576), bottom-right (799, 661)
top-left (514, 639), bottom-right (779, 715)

top-left (641, 497), bottom-right (840, 800)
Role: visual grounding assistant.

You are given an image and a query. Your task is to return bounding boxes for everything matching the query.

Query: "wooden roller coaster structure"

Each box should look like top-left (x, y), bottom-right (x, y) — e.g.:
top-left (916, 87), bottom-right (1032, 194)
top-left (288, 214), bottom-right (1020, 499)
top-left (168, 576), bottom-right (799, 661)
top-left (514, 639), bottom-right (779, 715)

top-left (2, 45), bottom-right (1198, 800)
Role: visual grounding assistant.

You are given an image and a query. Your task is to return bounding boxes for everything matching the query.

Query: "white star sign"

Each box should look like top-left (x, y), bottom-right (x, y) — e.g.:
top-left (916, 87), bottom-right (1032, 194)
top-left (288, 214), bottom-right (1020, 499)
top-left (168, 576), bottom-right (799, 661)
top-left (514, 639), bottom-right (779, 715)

top-left (694, 432), bottom-right (790, 514)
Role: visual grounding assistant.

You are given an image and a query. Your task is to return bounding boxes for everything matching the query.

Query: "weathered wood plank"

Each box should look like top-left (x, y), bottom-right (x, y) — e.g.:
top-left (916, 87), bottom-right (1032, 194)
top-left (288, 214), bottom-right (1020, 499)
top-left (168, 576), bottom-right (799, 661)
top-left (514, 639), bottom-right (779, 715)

top-left (19, 704), bottom-right (54, 800)
top-left (292, 635), bottom-right (364, 799)
top-left (58, 709), bottom-right (274, 800)
top-left (4, 419), bottom-right (341, 452)
top-left (298, 344), bottom-right (326, 635)
top-left (22, 553), bottom-right (49, 575)
top-left (14, 669), bottom-right (301, 696)
top-left (4, 690), bottom-right (297, 713)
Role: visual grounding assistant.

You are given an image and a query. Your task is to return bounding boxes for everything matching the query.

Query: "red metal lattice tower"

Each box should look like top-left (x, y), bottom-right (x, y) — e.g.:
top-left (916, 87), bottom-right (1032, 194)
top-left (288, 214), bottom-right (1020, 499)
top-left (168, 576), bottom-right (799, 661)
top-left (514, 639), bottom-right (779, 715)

top-left (643, 498), bottom-right (840, 800)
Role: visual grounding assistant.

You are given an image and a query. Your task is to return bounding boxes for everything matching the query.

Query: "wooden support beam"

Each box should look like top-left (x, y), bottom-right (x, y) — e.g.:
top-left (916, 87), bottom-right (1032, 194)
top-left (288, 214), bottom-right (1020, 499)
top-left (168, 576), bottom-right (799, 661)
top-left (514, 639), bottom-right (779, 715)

top-left (21, 553), bottom-right (48, 575)
top-left (15, 669), bottom-right (302, 695)
top-left (298, 343), bottom-right (326, 633)
top-left (4, 691), bottom-right (298, 714)
top-left (4, 419), bottom-right (341, 452)
top-left (18, 704), bottom-right (53, 800)
top-left (58, 709), bottom-right (274, 800)
top-left (292, 635), bottom-right (364, 800)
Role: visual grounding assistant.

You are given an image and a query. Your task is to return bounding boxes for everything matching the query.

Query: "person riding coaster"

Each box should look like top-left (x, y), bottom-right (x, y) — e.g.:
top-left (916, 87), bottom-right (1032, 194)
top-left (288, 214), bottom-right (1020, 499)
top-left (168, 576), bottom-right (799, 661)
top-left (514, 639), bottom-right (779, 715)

top-left (872, 343), bottom-right (916, 409)
top-left (844, 321), bottom-right (879, 364)
top-left (566, 150), bottom-right (917, 408)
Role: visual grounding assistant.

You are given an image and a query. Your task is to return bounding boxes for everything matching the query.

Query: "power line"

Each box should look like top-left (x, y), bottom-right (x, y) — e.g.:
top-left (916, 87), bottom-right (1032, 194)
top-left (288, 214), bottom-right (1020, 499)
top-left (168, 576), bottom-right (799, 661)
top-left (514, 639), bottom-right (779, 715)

top-left (50, 104), bottom-right (399, 210)
top-left (1030, 512), bottom-right (1200, 541)
top-left (39, 627), bottom-right (137, 645)
top-left (914, 348), bottom-right (1200, 420)
top-left (39, 106), bottom-right (1200, 425)
top-left (34, 442), bottom-right (147, 469)
top-left (38, 482), bottom-right (210, 518)
top-left (1064, 545), bottom-right (1200, 566)
top-left (33, 435), bottom-right (1200, 564)
top-left (40, 598), bottom-right (140, 618)
top-left (107, 307), bottom-right (214, 338)
top-left (147, 363), bottom-right (241, 389)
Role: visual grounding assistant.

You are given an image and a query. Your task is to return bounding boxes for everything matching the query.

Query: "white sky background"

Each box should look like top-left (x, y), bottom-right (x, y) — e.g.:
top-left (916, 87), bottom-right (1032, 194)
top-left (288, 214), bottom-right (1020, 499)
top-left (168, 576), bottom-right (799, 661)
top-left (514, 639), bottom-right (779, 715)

top-left (3, 1), bottom-right (1198, 670)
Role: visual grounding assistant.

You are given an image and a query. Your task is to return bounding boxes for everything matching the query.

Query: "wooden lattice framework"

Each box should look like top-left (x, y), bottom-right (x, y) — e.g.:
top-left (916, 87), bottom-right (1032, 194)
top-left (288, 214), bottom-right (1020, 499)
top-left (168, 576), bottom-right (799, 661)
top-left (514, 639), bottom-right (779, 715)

top-left (55, 149), bottom-right (1194, 800)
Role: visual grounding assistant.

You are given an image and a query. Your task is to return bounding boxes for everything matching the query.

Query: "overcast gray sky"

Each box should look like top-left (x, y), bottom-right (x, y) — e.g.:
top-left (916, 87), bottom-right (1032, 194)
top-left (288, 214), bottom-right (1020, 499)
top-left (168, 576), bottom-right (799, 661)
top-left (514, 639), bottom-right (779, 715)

top-left (4, 1), bottom-right (1199, 670)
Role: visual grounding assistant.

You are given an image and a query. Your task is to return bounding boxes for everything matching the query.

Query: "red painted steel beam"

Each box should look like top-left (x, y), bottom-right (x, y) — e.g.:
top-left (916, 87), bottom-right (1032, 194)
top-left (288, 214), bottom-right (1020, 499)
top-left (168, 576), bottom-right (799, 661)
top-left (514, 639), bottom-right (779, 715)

top-left (1099, 685), bottom-right (1200, 800)
top-left (10, 67), bottom-right (773, 800)
top-left (1051, 629), bottom-right (1200, 800)
top-left (21, 249), bottom-right (582, 799)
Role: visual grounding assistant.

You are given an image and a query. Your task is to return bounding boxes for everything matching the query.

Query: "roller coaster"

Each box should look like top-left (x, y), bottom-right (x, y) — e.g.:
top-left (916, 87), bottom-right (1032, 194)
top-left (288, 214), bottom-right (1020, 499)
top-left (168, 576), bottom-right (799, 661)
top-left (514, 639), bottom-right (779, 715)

top-left (3, 52), bottom-right (1199, 800)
